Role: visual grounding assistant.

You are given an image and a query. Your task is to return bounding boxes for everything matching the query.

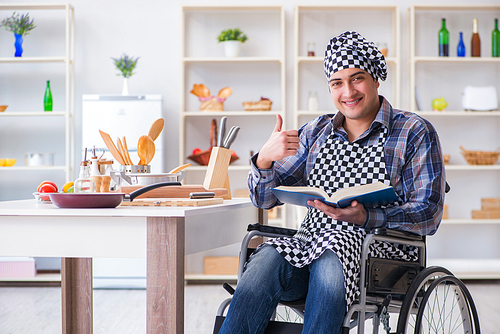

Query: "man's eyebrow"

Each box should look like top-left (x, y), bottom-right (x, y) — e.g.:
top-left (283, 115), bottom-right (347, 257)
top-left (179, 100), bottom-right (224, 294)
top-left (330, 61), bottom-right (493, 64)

top-left (329, 71), bottom-right (367, 83)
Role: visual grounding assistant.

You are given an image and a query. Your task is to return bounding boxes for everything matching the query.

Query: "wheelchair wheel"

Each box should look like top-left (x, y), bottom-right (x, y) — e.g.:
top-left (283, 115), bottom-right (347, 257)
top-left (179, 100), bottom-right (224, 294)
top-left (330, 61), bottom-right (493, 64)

top-left (414, 275), bottom-right (480, 334)
top-left (274, 304), bottom-right (304, 324)
top-left (396, 266), bottom-right (452, 333)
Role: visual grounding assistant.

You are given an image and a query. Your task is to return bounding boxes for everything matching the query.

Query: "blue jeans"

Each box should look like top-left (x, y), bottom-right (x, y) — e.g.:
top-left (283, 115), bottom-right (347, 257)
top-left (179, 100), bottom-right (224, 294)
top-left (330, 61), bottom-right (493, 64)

top-left (219, 244), bottom-right (346, 334)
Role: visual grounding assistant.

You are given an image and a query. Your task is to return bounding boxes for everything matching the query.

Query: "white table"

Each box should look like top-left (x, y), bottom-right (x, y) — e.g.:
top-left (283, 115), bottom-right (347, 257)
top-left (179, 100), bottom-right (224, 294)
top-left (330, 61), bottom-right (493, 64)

top-left (0, 198), bottom-right (259, 333)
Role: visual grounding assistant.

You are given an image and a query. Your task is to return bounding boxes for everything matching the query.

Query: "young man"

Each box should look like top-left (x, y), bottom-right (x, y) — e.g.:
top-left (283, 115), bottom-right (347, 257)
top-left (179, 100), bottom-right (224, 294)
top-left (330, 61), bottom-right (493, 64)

top-left (219, 31), bottom-right (446, 334)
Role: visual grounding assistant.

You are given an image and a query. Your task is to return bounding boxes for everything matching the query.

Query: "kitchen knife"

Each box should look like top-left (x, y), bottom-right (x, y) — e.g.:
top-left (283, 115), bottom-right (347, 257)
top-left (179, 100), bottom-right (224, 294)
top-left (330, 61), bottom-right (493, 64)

top-left (218, 116), bottom-right (227, 147)
top-left (223, 126), bottom-right (240, 149)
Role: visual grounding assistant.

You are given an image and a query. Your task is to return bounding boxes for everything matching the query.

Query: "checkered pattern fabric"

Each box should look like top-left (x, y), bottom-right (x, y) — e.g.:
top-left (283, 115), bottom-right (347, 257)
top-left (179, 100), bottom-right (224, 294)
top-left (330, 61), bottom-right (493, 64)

top-left (265, 126), bottom-right (417, 308)
top-left (324, 31), bottom-right (387, 82)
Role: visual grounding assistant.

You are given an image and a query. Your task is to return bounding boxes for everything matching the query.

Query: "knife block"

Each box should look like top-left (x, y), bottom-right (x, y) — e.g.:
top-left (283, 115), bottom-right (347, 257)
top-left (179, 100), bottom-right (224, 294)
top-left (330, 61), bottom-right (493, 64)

top-left (203, 146), bottom-right (232, 199)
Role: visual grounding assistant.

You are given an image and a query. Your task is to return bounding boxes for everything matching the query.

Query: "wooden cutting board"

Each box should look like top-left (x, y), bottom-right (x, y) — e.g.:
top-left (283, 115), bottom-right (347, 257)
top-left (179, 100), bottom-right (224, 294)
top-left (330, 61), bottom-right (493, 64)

top-left (120, 197), bottom-right (224, 207)
top-left (118, 185), bottom-right (227, 199)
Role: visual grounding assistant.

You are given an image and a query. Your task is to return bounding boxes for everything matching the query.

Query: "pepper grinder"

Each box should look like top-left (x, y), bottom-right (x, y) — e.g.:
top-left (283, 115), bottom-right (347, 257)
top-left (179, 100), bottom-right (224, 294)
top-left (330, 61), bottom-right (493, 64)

top-left (89, 157), bottom-right (102, 193)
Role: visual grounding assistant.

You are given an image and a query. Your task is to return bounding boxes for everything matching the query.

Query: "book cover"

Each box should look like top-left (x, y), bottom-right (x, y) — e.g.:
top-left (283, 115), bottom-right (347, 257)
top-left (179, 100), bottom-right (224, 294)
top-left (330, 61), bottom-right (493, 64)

top-left (271, 182), bottom-right (398, 208)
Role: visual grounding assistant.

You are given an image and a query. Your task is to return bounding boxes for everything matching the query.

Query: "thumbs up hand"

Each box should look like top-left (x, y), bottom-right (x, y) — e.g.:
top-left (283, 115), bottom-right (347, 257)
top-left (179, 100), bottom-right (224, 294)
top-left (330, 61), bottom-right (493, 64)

top-left (256, 114), bottom-right (300, 169)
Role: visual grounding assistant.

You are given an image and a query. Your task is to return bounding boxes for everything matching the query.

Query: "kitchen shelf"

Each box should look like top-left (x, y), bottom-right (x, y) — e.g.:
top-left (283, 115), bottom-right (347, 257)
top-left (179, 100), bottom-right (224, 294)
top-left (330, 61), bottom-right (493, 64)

top-left (445, 165), bottom-right (500, 171)
top-left (0, 56), bottom-right (69, 63)
top-left (0, 166), bottom-right (67, 171)
top-left (409, 4), bottom-right (500, 279)
top-left (180, 5), bottom-right (286, 279)
top-left (442, 219), bottom-right (500, 225)
top-left (185, 165), bottom-right (251, 172)
top-left (417, 111), bottom-right (500, 116)
top-left (0, 3), bottom-right (75, 188)
top-left (0, 111), bottom-right (68, 117)
top-left (414, 56), bottom-right (500, 63)
top-left (182, 111), bottom-right (283, 117)
top-left (183, 57), bottom-right (282, 63)
top-left (180, 5), bottom-right (286, 188)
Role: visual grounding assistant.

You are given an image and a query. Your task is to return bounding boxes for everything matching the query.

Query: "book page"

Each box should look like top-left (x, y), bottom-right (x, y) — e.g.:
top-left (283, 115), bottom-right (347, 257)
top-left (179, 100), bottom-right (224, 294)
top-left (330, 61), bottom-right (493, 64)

top-left (275, 186), bottom-right (330, 199)
top-left (329, 182), bottom-right (389, 202)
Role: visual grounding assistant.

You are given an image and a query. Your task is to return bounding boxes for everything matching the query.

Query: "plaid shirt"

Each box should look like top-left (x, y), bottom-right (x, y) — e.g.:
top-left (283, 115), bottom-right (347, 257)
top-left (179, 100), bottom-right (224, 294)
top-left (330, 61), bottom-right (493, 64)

top-left (248, 97), bottom-right (446, 236)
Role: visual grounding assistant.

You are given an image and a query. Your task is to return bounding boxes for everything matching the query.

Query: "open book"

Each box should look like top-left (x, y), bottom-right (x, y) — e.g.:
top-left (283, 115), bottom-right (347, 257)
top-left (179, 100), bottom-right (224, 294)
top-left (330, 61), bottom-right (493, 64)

top-left (271, 181), bottom-right (398, 208)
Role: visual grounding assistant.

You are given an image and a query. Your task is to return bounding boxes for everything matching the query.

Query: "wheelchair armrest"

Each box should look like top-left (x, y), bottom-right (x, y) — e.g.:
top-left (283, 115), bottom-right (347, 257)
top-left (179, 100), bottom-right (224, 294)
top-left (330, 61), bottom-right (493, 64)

top-left (247, 223), bottom-right (297, 237)
top-left (369, 227), bottom-right (424, 242)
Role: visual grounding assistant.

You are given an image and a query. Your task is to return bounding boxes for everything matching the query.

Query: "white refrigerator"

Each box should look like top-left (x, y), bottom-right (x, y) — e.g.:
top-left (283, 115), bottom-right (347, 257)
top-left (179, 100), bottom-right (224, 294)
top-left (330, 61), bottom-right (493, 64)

top-left (82, 94), bottom-right (163, 289)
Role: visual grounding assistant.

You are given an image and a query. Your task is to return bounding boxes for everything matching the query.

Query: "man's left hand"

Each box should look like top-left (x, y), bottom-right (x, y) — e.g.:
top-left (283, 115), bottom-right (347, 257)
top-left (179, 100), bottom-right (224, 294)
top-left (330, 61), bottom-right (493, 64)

top-left (307, 200), bottom-right (367, 226)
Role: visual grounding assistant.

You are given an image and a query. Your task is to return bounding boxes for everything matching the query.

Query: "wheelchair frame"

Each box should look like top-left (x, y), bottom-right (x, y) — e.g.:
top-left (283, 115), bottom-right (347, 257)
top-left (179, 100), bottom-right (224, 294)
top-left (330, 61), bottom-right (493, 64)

top-left (216, 223), bottom-right (481, 334)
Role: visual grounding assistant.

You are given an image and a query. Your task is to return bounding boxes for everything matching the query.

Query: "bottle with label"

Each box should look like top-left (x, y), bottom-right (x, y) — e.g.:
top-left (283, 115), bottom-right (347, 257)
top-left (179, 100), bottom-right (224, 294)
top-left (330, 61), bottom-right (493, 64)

top-left (44, 80), bottom-right (53, 112)
top-left (457, 32), bottom-right (466, 57)
top-left (471, 18), bottom-right (481, 57)
top-left (438, 18), bottom-right (449, 57)
top-left (493, 18), bottom-right (500, 57)
top-left (74, 161), bottom-right (96, 193)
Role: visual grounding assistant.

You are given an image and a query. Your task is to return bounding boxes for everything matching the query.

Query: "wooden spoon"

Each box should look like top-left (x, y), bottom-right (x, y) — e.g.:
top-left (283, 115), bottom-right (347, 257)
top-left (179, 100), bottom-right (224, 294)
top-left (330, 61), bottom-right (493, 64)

top-left (148, 118), bottom-right (165, 141)
top-left (117, 138), bottom-right (131, 165)
top-left (137, 135), bottom-right (155, 165)
top-left (218, 87), bottom-right (232, 99)
top-left (99, 130), bottom-right (126, 165)
top-left (122, 136), bottom-right (134, 165)
top-left (168, 163), bottom-right (191, 174)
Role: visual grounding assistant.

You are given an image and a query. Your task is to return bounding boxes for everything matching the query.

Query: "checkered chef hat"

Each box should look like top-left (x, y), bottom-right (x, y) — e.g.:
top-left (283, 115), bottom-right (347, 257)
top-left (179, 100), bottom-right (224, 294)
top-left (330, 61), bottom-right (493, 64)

top-left (324, 31), bottom-right (387, 82)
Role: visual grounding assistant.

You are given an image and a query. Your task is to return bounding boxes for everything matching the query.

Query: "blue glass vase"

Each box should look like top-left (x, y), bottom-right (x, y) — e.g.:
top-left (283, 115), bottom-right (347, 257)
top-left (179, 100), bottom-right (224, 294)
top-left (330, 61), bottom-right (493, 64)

top-left (14, 33), bottom-right (23, 57)
top-left (457, 32), bottom-right (466, 57)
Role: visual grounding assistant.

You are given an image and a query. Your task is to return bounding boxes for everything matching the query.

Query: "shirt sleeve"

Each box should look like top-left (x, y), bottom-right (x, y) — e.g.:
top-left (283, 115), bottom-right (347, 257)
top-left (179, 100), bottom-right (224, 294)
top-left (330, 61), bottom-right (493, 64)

top-left (247, 127), bottom-right (311, 210)
top-left (363, 123), bottom-right (446, 236)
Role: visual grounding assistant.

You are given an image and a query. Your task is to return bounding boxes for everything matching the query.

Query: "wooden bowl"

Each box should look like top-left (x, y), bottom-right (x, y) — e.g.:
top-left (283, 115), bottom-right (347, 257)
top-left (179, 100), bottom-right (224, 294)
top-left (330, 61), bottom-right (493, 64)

top-left (0, 105), bottom-right (8, 112)
top-left (187, 148), bottom-right (239, 166)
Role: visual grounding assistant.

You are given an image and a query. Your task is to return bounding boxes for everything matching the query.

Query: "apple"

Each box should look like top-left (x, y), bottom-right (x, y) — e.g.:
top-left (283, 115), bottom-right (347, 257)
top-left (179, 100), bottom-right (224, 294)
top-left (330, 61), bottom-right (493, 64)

top-left (37, 180), bottom-right (58, 193)
top-left (192, 148), bottom-right (202, 155)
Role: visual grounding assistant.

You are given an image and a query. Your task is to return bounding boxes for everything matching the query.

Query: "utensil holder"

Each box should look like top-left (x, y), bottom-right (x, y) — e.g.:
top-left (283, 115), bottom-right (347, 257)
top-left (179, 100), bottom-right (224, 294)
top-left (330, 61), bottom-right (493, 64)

top-left (203, 146), bottom-right (232, 199)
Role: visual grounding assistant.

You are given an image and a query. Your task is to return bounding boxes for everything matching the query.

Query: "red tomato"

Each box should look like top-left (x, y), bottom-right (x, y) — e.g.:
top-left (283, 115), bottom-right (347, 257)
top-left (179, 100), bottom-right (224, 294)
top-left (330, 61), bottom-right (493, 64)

top-left (38, 180), bottom-right (58, 193)
top-left (192, 148), bottom-right (202, 155)
top-left (38, 183), bottom-right (57, 194)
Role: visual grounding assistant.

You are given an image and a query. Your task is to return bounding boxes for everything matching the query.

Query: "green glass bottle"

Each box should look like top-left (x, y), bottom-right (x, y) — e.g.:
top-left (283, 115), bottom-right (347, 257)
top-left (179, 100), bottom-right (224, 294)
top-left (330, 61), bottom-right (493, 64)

top-left (438, 18), bottom-right (449, 57)
top-left (44, 80), bottom-right (53, 112)
top-left (493, 18), bottom-right (500, 57)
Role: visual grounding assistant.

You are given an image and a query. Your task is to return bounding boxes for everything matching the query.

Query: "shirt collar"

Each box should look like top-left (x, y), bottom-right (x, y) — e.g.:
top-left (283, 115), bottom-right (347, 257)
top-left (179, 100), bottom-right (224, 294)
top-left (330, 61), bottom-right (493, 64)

top-left (331, 96), bottom-right (392, 136)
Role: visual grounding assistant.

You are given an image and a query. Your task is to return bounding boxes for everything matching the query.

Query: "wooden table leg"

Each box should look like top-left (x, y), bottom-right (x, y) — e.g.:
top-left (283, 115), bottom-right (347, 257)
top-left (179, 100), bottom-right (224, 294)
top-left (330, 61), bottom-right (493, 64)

top-left (61, 257), bottom-right (93, 334)
top-left (147, 217), bottom-right (185, 334)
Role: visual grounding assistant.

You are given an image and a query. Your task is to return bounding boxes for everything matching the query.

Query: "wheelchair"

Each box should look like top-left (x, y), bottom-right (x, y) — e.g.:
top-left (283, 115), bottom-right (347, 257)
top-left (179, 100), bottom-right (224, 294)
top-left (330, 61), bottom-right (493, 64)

top-left (214, 222), bottom-right (481, 334)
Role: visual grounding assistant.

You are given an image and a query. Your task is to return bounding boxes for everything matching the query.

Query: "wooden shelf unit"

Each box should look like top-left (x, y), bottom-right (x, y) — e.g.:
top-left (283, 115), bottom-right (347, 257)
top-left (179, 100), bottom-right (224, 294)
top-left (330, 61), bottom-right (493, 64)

top-left (0, 3), bottom-right (75, 183)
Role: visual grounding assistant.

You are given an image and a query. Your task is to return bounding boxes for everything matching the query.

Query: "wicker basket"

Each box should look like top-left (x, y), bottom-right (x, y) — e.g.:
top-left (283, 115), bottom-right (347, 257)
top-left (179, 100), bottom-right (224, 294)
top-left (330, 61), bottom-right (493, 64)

top-left (200, 98), bottom-right (223, 112)
top-left (242, 100), bottom-right (272, 111)
top-left (187, 119), bottom-right (239, 165)
top-left (460, 146), bottom-right (500, 165)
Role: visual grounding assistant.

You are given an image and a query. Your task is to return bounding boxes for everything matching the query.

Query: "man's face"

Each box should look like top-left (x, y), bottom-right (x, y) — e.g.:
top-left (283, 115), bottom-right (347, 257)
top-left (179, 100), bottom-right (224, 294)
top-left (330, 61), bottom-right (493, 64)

top-left (328, 68), bottom-right (380, 122)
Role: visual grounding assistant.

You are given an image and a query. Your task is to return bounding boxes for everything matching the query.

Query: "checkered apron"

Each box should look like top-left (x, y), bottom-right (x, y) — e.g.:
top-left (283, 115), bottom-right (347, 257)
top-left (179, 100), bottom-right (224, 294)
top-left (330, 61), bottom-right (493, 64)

top-left (265, 126), bottom-right (417, 307)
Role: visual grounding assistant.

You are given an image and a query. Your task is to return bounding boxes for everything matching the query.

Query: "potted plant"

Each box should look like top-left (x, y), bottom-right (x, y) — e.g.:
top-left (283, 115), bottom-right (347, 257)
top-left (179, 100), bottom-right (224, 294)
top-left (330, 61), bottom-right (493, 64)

top-left (217, 28), bottom-right (248, 57)
top-left (0, 12), bottom-right (36, 57)
top-left (111, 53), bottom-right (139, 95)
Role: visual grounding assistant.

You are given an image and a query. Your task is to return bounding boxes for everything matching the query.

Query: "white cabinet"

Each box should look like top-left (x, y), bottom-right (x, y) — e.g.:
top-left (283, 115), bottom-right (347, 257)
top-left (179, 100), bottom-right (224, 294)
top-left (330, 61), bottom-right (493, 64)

top-left (0, 3), bottom-right (75, 199)
top-left (293, 5), bottom-right (401, 129)
top-left (409, 5), bottom-right (500, 278)
top-left (180, 5), bottom-right (286, 226)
